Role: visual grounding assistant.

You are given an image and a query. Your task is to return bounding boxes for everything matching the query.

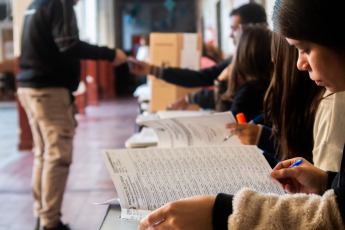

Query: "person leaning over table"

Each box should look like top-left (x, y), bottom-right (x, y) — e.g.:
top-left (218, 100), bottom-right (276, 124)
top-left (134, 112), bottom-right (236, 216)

top-left (128, 3), bottom-right (267, 110)
top-left (167, 43), bottom-right (225, 111)
top-left (211, 24), bottom-right (273, 121)
top-left (226, 11), bottom-right (345, 173)
top-left (226, 33), bottom-right (326, 168)
top-left (168, 24), bottom-right (273, 123)
top-left (138, 0), bottom-right (345, 229)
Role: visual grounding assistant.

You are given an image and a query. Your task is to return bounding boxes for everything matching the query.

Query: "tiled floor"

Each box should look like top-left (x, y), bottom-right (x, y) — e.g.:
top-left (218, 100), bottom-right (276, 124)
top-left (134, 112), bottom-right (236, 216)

top-left (0, 97), bottom-right (139, 230)
top-left (0, 102), bottom-right (22, 168)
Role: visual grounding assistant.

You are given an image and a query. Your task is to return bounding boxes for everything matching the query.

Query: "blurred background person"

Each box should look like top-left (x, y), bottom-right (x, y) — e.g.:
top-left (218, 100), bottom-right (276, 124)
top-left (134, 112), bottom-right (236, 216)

top-left (128, 3), bottom-right (267, 95)
top-left (17, 0), bottom-right (126, 229)
top-left (167, 43), bottom-right (224, 110)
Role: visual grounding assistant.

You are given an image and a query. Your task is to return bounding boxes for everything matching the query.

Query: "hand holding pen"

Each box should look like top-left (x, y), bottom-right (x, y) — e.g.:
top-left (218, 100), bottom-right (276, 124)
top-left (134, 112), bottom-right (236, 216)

top-left (224, 113), bottom-right (264, 144)
top-left (271, 158), bottom-right (329, 195)
top-left (223, 113), bottom-right (247, 141)
top-left (289, 159), bottom-right (303, 168)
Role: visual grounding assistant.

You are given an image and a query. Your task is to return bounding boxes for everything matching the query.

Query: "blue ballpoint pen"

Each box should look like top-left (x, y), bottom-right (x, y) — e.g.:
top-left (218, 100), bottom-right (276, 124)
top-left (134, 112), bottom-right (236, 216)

top-left (289, 159), bottom-right (303, 168)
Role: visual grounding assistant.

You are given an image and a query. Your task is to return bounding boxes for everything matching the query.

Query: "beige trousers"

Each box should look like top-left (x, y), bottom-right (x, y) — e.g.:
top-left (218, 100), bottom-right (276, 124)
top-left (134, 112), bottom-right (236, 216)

top-left (18, 88), bottom-right (77, 228)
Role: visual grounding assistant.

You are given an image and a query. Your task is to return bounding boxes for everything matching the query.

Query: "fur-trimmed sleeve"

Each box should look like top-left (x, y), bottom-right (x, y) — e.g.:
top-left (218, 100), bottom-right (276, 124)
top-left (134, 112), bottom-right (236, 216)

top-left (228, 188), bottom-right (345, 230)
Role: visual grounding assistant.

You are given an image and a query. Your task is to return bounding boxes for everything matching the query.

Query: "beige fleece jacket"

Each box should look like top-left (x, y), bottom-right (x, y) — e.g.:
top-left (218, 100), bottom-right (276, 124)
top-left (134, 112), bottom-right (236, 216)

top-left (228, 188), bottom-right (344, 230)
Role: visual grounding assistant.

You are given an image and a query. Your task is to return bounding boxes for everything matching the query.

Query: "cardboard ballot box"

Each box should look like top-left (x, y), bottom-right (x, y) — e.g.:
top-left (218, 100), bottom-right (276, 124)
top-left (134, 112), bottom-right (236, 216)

top-left (149, 33), bottom-right (203, 112)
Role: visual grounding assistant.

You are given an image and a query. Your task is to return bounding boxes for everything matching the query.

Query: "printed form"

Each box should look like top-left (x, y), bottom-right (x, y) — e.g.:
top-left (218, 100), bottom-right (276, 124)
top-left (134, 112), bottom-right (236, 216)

top-left (141, 111), bottom-right (242, 147)
top-left (102, 145), bottom-right (285, 221)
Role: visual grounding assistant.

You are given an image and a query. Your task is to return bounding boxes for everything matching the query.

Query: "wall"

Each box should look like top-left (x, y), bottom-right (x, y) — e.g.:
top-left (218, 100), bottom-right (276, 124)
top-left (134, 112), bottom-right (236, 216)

top-left (219, 0), bottom-right (233, 56)
top-left (201, 0), bottom-right (239, 57)
top-left (98, 0), bottom-right (115, 48)
top-left (75, 0), bottom-right (115, 48)
top-left (194, 0), bottom-right (203, 34)
top-left (0, 1), bottom-right (9, 20)
top-left (12, 0), bottom-right (31, 57)
top-left (232, 0), bottom-right (249, 8)
top-left (265, 0), bottom-right (275, 28)
top-left (201, 0), bottom-right (277, 57)
top-left (13, 0), bottom-right (109, 55)
top-left (74, 0), bottom-right (97, 45)
top-left (121, 1), bottom-right (196, 51)
top-left (201, 0), bottom-right (217, 45)
top-left (0, 20), bottom-right (13, 62)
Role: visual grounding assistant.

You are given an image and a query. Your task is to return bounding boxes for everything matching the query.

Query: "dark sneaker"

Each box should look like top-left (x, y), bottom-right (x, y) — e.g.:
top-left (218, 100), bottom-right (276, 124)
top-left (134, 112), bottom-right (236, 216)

top-left (34, 217), bottom-right (40, 230)
top-left (43, 221), bottom-right (71, 230)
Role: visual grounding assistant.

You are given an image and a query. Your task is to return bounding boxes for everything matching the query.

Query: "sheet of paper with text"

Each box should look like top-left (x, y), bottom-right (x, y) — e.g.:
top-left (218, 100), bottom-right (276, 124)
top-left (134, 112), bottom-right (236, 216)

top-left (102, 145), bottom-right (285, 221)
top-left (141, 111), bottom-right (241, 147)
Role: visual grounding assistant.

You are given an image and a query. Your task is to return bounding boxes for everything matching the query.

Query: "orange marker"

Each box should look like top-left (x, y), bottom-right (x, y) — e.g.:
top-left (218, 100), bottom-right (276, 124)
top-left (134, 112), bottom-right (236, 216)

top-left (236, 113), bottom-right (247, 124)
top-left (223, 113), bottom-right (247, 142)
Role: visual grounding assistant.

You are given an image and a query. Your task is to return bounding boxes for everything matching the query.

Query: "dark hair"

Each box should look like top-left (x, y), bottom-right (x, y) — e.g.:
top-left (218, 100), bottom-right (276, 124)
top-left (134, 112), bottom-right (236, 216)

top-left (222, 24), bottom-right (272, 101)
top-left (140, 35), bottom-right (150, 45)
top-left (230, 3), bottom-right (267, 25)
top-left (273, 0), bottom-right (345, 47)
top-left (264, 33), bottom-right (325, 161)
top-left (202, 43), bottom-right (224, 63)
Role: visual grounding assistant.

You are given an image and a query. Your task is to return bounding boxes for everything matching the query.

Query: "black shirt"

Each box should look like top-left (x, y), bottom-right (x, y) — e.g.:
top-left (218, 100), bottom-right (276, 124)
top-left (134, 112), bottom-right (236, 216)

top-left (158, 58), bottom-right (232, 87)
top-left (18, 0), bottom-right (116, 92)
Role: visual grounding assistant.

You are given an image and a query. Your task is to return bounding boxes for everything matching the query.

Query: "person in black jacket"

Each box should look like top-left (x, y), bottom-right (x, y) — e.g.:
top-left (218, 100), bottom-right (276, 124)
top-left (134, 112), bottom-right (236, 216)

top-left (129, 3), bottom-right (267, 111)
top-left (17, 0), bottom-right (126, 229)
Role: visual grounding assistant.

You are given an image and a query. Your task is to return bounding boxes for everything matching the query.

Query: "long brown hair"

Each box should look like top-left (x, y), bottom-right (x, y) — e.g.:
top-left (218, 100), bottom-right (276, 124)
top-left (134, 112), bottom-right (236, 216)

top-left (203, 43), bottom-right (224, 63)
top-left (264, 33), bottom-right (325, 161)
top-left (222, 24), bottom-right (273, 102)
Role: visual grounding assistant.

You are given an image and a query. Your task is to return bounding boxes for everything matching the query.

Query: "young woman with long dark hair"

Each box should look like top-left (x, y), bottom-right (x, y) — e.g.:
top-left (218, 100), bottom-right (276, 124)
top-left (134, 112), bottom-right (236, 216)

top-left (138, 0), bottom-right (345, 229)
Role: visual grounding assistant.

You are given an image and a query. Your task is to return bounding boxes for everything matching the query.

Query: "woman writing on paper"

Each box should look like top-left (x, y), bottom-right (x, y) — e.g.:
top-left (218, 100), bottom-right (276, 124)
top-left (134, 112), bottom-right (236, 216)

top-left (226, 25), bottom-right (345, 173)
top-left (226, 33), bottom-right (326, 167)
top-left (138, 0), bottom-right (345, 229)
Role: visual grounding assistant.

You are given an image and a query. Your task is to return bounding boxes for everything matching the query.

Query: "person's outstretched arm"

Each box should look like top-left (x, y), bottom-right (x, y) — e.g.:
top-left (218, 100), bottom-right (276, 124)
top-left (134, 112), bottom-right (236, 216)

top-left (129, 57), bottom-right (232, 87)
top-left (51, 0), bottom-right (126, 66)
top-left (167, 89), bottom-right (216, 110)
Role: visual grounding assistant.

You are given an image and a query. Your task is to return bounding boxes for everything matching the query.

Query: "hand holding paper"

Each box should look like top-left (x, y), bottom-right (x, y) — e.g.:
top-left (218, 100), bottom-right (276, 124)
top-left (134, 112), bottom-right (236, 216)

top-left (225, 123), bottom-right (262, 145)
top-left (139, 195), bottom-right (215, 230)
top-left (113, 49), bottom-right (127, 66)
top-left (141, 112), bottom-right (242, 147)
top-left (101, 145), bottom-right (285, 221)
top-left (127, 56), bottom-right (150, 75)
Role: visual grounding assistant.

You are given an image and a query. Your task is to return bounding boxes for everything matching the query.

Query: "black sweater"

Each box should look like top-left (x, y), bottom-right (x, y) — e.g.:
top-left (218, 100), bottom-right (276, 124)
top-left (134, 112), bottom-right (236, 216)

top-left (158, 58), bottom-right (232, 87)
top-left (18, 0), bottom-right (116, 92)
